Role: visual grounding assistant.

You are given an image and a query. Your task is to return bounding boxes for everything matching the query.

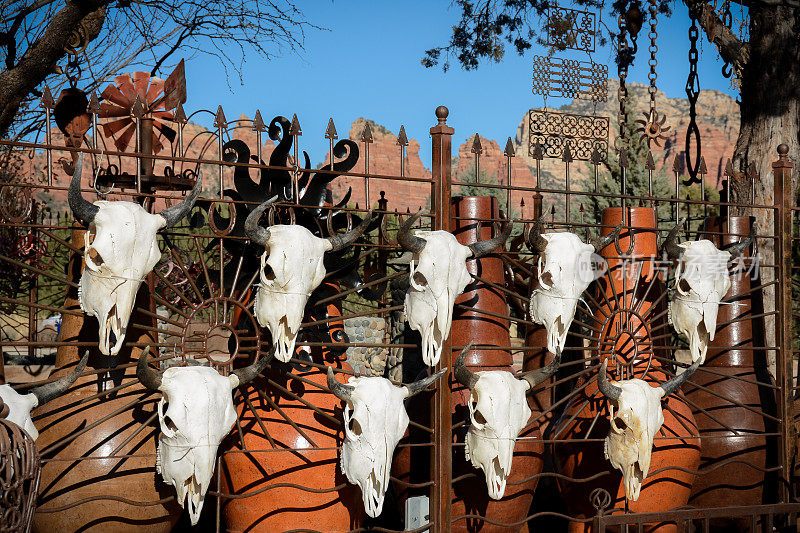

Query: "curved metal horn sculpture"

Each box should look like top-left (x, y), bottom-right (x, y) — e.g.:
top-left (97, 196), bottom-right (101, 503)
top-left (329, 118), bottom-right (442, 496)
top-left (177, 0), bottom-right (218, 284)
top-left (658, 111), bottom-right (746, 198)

top-left (327, 367), bottom-right (355, 402)
top-left (660, 219), bottom-right (686, 261)
top-left (68, 154), bottom-right (99, 226)
top-left (468, 218), bottom-right (513, 259)
top-left (724, 222), bottom-right (756, 260)
top-left (525, 212), bottom-right (548, 254)
top-left (659, 358), bottom-right (701, 397)
top-left (397, 210), bottom-right (427, 253)
top-left (244, 196), bottom-right (280, 247)
top-left (136, 346), bottom-right (162, 391)
top-left (159, 172), bottom-right (204, 228)
top-left (404, 368), bottom-right (448, 397)
top-left (453, 342), bottom-right (479, 390)
top-left (597, 359), bottom-right (623, 402)
top-left (519, 348), bottom-right (561, 391)
top-left (30, 350), bottom-right (89, 405)
top-left (326, 211), bottom-right (373, 252)
top-left (590, 222), bottom-right (624, 253)
top-left (230, 352), bottom-right (274, 387)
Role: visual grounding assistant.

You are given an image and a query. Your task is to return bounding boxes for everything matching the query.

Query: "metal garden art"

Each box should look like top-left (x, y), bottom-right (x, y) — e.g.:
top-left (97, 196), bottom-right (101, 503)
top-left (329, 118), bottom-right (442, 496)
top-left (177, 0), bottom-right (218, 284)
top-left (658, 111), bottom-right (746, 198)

top-left (0, 7), bottom-right (796, 527)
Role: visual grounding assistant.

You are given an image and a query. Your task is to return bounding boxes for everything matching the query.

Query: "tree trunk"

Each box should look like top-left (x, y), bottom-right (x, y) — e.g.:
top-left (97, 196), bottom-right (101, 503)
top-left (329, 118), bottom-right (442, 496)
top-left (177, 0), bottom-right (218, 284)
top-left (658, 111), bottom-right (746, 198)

top-left (730, 3), bottom-right (799, 375)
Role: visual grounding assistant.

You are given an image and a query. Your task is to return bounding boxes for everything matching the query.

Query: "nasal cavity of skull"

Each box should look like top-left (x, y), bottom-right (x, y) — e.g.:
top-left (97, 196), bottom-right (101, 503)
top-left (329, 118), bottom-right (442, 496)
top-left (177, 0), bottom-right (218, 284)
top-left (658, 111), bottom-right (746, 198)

top-left (348, 417), bottom-right (363, 436)
top-left (413, 271), bottom-right (427, 287)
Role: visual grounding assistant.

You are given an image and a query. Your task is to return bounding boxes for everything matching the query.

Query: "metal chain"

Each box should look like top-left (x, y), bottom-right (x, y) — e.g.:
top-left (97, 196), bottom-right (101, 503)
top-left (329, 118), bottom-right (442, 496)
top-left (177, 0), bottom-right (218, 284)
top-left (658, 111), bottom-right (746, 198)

top-left (647, 0), bottom-right (658, 113)
top-left (684, 11), bottom-right (702, 185)
top-left (616, 13), bottom-right (629, 150)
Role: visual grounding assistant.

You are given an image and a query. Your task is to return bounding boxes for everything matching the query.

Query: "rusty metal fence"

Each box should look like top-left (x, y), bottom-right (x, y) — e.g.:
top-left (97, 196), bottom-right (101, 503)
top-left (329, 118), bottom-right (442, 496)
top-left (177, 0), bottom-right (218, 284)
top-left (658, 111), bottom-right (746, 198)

top-left (0, 90), bottom-right (797, 532)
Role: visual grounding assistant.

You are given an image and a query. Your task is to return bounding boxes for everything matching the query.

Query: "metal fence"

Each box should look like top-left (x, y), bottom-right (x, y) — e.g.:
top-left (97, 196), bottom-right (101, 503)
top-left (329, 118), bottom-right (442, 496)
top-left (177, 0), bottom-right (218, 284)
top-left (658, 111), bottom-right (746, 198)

top-left (0, 90), bottom-right (797, 532)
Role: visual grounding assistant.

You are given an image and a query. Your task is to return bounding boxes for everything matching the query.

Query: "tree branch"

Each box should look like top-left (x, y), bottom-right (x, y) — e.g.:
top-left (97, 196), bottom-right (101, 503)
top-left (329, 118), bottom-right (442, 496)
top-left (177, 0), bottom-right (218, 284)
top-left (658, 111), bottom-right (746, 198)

top-left (0, 0), bottom-right (109, 137)
top-left (691, 0), bottom-right (750, 74)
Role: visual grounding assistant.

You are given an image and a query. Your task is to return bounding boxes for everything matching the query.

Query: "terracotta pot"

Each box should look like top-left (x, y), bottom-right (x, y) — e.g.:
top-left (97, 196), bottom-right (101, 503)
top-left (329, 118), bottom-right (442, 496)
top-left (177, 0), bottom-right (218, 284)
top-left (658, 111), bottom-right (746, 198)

top-left (686, 216), bottom-right (777, 520)
top-left (34, 227), bottom-right (181, 532)
top-left (448, 196), bottom-right (544, 532)
top-left (220, 290), bottom-right (363, 532)
top-left (552, 207), bottom-right (700, 532)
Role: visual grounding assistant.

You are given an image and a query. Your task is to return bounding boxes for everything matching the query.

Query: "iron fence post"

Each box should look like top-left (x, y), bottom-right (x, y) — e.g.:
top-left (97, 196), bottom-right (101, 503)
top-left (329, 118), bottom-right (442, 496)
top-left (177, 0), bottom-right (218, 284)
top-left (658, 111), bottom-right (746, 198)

top-left (773, 143), bottom-right (794, 502)
top-left (430, 105), bottom-right (454, 532)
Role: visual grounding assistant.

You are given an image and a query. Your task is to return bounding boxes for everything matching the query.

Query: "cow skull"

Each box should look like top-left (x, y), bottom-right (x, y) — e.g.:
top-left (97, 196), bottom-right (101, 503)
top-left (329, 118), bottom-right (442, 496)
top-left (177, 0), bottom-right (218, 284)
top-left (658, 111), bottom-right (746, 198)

top-left (327, 366), bottom-right (446, 517)
top-left (526, 214), bottom-right (621, 354)
top-left (70, 155), bottom-right (202, 355)
top-left (138, 347), bottom-right (271, 525)
top-left (598, 358), bottom-right (700, 500)
top-left (662, 221), bottom-right (753, 363)
top-left (245, 198), bottom-right (371, 362)
top-left (0, 351), bottom-right (88, 440)
top-left (454, 342), bottom-right (560, 499)
top-left (398, 210), bottom-right (511, 366)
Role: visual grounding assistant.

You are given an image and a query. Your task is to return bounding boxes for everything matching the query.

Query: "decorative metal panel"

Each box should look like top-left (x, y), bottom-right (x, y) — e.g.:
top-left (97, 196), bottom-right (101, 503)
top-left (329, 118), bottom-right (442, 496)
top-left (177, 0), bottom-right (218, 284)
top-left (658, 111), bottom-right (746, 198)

top-left (528, 109), bottom-right (609, 161)
top-left (546, 5), bottom-right (597, 52)
top-left (531, 55), bottom-right (608, 102)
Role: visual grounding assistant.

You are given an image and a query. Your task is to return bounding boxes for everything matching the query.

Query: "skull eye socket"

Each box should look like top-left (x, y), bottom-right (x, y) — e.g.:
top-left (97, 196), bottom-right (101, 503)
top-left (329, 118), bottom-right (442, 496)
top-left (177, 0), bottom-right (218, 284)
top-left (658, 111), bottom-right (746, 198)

top-left (348, 417), bottom-right (362, 436)
top-left (614, 417), bottom-right (627, 430)
top-left (412, 272), bottom-right (427, 287)
top-left (540, 271), bottom-right (553, 288)
top-left (678, 278), bottom-right (692, 293)
top-left (262, 263), bottom-right (276, 281)
top-left (88, 247), bottom-right (104, 266)
top-left (162, 402), bottom-right (178, 432)
top-left (473, 409), bottom-right (486, 425)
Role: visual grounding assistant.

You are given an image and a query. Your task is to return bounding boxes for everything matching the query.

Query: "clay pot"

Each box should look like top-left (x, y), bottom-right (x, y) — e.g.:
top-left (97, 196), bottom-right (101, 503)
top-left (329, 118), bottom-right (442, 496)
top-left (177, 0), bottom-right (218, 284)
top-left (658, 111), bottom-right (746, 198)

top-left (686, 216), bottom-right (777, 519)
top-left (220, 291), bottom-right (363, 532)
top-left (552, 207), bottom-right (700, 532)
top-left (448, 196), bottom-right (544, 532)
top-left (34, 227), bottom-right (181, 532)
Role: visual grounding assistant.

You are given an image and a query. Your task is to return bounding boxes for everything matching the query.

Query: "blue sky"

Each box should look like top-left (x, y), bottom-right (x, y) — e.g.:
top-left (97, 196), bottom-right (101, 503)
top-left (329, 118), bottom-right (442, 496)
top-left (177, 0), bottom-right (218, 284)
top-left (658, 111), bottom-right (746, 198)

top-left (184, 0), bottom-right (737, 166)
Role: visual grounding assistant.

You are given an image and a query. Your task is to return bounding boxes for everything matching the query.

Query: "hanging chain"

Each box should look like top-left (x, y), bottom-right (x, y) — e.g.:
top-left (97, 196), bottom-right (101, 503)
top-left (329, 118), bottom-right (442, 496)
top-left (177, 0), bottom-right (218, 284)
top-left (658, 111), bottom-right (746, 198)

top-left (616, 13), bottom-right (629, 150)
top-left (684, 9), bottom-right (702, 185)
top-left (634, 0), bottom-right (670, 147)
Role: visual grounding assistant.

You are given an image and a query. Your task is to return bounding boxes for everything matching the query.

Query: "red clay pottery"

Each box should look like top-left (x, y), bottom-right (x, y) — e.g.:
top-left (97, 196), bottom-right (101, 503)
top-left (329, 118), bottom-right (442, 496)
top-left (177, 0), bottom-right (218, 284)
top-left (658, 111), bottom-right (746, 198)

top-left (552, 207), bottom-right (700, 533)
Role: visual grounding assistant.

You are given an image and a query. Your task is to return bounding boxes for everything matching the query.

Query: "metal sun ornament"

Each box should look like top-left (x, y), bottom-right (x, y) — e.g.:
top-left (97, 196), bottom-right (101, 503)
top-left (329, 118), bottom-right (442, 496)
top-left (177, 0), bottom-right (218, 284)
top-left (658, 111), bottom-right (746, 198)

top-left (634, 109), bottom-right (671, 147)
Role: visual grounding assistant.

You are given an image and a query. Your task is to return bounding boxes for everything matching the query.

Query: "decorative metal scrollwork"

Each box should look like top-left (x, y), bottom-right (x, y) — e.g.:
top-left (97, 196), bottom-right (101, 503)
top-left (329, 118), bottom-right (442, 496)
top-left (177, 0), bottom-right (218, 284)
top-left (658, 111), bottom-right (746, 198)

top-left (0, 186), bottom-right (32, 223)
top-left (0, 408), bottom-right (41, 532)
top-left (532, 56), bottom-right (608, 102)
top-left (528, 110), bottom-right (609, 161)
top-left (546, 5), bottom-right (597, 52)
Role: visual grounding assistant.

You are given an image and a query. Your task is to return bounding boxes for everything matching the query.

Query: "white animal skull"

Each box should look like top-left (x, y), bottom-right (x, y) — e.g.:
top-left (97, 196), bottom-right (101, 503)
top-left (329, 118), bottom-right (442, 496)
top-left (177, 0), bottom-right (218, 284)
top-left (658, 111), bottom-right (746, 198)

top-left (662, 222), bottom-right (753, 363)
top-left (598, 358), bottom-right (700, 501)
top-left (245, 199), bottom-right (371, 362)
top-left (0, 351), bottom-right (88, 440)
top-left (398, 211), bottom-right (511, 366)
top-left (526, 215), bottom-right (620, 355)
top-left (138, 347), bottom-right (270, 525)
top-left (454, 343), bottom-right (560, 499)
top-left (327, 366), bottom-right (446, 517)
top-left (69, 156), bottom-right (202, 355)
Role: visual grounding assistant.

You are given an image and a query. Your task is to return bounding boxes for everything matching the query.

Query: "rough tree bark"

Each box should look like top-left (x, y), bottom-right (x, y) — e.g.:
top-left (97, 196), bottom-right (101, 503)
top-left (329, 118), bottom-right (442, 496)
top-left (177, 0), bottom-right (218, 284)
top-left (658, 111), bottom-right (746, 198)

top-left (0, 0), bottom-right (109, 138)
top-left (729, 4), bottom-right (799, 371)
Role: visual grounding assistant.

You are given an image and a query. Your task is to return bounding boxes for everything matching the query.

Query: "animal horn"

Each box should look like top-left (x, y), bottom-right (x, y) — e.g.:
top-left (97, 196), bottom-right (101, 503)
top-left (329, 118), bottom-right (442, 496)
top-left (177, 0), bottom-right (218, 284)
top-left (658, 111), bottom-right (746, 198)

top-left (136, 346), bottom-right (162, 391)
top-left (404, 367), bottom-right (447, 397)
top-left (159, 171), bottom-right (203, 228)
top-left (244, 196), bottom-right (280, 247)
top-left (525, 211), bottom-right (548, 253)
top-left (326, 211), bottom-right (373, 252)
top-left (724, 221), bottom-right (756, 260)
top-left (659, 358), bottom-right (701, 397)
top-left (397, 209), bottom-right (428, 253)
top-left (68, 154), bottom-right (99, 226)
top-left (468, 217), bottom-right (512, 258)
top-left (597, 359), bottom-right (622, 402)
top-left (30, 350), bottom-right (89, 406)
top-left (327, 367), bottom-right (355, 402)
top-left (230, 351), bottom-right (274, 387)
top-left (590, 222), bottom-right (624, 252)
top-left (519, 348), bottom-right (561, 392)
top-left (453, 342), bottom-right (479, 389)
top-left (660, 219), bottom-right (686, 261)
